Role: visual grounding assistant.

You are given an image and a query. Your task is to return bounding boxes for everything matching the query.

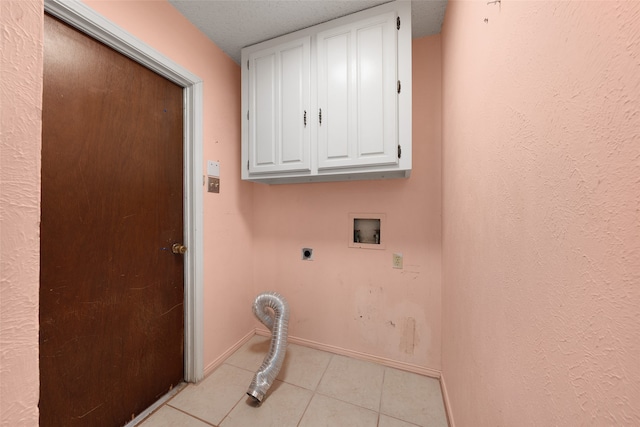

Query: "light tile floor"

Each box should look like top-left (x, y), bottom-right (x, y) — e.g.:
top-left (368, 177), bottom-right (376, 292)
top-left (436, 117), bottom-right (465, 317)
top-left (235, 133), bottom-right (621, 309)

top-left (140, 335), bottom-right (448, 427)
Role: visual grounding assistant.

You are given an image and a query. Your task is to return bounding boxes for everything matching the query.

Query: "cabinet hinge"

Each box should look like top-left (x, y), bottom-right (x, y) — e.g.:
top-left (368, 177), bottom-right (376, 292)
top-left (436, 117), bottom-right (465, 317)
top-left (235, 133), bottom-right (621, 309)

top-left (398, 145), bottom-right (402, 159)
top-left (397, 17), bottom-right (401, 30)
top-left (397, 80), bottom-right (401, 94)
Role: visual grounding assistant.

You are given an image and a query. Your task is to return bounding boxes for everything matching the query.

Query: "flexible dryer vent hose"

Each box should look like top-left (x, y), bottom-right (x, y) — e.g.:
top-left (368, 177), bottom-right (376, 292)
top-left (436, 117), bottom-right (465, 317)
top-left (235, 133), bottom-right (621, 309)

top-left (246, 291), bottom-right (289, 403)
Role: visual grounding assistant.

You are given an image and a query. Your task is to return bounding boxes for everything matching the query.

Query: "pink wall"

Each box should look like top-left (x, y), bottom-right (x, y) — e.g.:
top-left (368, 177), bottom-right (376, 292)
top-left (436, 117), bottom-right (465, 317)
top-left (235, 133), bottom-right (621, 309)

top-left (5, 0), bottom-right (640, 424)
top-left (0, 2), bottom-right (43, 425)
top-left (251, 36), bottom-right (442, 372)
top-left (1, 1), bottom-right (255, 424)
top-left (441, 1), bottom-right (640, 425)
top-left (1, 1), bottom-right (443, 424)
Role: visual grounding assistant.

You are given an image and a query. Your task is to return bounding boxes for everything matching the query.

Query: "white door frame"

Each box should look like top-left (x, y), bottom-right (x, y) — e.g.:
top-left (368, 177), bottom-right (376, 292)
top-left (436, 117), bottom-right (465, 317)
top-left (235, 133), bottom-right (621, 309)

top-left (44, 0), bottom-right (205, 383)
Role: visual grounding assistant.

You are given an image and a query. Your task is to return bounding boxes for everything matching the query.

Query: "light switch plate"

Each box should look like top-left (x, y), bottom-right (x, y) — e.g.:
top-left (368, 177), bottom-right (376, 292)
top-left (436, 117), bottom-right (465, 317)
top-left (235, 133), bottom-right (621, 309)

top-left (207, 160), bottom-right (220, 177)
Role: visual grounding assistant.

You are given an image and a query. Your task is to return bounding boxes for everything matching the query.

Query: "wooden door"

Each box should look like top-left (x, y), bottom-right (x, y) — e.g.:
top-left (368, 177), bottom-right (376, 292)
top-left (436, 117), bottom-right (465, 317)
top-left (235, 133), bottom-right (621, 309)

top-left (40, 14), bottom-right (184, 426)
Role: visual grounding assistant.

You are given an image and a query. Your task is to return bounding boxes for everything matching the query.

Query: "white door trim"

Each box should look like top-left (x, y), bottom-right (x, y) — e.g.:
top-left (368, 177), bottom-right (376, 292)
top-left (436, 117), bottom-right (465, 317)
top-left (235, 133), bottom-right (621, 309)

top-left (44, 0), bottom-right (205, 382)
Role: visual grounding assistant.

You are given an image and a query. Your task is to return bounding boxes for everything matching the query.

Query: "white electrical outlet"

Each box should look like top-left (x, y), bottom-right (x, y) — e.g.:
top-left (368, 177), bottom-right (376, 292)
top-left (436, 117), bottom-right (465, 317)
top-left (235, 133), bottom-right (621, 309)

top-left (392, 253), bottom-right (403, 269)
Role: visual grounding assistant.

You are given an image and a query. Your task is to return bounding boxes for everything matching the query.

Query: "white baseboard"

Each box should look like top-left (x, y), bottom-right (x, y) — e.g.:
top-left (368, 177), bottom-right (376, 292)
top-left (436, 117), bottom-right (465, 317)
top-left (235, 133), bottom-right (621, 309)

top-left (203, 329), bottom-right (256, 377)
top-left (440, 372), bottom-right (456, 427)
top-left (255, 328), bottom-right (442, 379)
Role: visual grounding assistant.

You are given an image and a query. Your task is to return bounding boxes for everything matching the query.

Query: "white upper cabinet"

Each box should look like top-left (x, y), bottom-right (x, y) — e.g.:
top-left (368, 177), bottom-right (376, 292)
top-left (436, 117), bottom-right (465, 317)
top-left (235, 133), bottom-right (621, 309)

top-left (317, 11), bottom-right (398, 170)
top-left (247, 37), bottom-right (311, 174)
top-left (241, 1), bottom-right (411, 184)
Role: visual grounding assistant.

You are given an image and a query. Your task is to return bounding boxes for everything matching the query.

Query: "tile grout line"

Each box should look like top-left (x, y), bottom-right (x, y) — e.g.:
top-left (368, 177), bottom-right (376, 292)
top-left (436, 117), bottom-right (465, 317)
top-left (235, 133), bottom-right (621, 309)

top-left (148, 336), bottom-right (445, 427)
top-left (164, 404), bottom-right (218, 426)
top-left (377, 367), bottom-right (388, 427)
top-left (295, 352), bottom-right (334, 426)
top-left (295, 387), bottom-right (316, 427)
top-left (213, 375), bottom-right (253, 427)
top-left (129, 382), bottom-right (188, 426)
top-left (307, 352), bottom-right (391, 420)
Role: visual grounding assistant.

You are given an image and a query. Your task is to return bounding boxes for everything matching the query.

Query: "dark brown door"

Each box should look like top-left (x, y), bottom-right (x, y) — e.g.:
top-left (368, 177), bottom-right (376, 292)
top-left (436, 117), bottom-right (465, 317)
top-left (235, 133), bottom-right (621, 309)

top-left (40, 14), bottom-right (185, 426)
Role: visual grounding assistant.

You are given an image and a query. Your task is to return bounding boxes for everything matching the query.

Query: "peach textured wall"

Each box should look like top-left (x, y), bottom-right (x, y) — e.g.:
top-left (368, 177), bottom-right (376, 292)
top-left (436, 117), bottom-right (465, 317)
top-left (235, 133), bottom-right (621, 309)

top-left (2, 2), bottom-right (443, 424)
top-left (441, 1), bottom-right (640, 426)
top-left (1, 1), bottom-right (255, 424)
top-left (251, 35), bottom-right (442, 372)
top-left (0, 2), bottom-right (43, 425)
top-left (81, 0), bottom-right (255, 373)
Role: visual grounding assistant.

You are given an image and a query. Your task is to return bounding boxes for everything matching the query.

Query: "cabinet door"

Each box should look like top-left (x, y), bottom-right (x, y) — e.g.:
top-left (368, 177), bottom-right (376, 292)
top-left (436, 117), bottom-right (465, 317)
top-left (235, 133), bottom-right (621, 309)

top-left (317, 11), bottom-right (398, 170)
top-left (248, 37), bottom-right (311, 174)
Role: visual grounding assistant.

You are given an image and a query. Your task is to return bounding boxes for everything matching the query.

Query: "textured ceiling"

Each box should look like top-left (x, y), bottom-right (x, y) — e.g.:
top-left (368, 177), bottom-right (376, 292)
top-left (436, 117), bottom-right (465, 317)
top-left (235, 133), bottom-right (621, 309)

top-left (168, 0), bottom-right (448, 64)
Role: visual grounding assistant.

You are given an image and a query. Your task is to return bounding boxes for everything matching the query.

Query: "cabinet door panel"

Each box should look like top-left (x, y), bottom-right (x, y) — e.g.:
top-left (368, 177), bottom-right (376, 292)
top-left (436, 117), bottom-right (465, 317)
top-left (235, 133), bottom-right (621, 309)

top-left (280, 45), bottom-right (306, 165)
top-left (253, 53), bottom-right (277, 167)
top-left (357, 24), bottom-right (386, 157)
top-left (324, 32), bottom-right (351, 160)
top-left (317, 11), bottom-right (398, 171)
top-left (248, 37), bottom-right (310, 174)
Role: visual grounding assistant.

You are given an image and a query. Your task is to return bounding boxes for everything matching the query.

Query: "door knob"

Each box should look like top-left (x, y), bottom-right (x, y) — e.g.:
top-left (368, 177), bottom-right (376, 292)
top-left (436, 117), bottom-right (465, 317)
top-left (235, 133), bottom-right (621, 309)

top-left (171, 243), bottom-right (187, 255)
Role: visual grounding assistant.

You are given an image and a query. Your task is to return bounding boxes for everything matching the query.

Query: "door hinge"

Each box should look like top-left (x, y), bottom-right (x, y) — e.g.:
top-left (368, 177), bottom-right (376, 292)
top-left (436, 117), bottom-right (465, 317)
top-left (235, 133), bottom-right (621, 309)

top-left (247, 160), bottom-right (249, 170)
top-left (397, 17), bottom-right (401, 30)
top-left (247, 110), bottom-right (249, 120)
top-left (398, 145), bottom-right (402, 159)
top-left (397, 80), bottom-right (401, 94)
top-left (247, 59), bottom-right (249, 70)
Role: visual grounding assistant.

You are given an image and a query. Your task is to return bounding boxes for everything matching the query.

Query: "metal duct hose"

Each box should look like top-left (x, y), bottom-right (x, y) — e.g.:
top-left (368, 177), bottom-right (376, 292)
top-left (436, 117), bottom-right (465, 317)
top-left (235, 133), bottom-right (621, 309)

top-left (246, 292), bottom-right (290, 403)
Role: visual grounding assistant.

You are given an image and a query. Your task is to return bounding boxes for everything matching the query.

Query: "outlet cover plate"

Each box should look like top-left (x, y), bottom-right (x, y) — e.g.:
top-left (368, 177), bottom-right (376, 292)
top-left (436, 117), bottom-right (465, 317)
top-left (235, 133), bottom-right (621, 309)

top-left (392, 253), bottom-right (403, 269)
top-left (207, 160), bottom-right (220, 177)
